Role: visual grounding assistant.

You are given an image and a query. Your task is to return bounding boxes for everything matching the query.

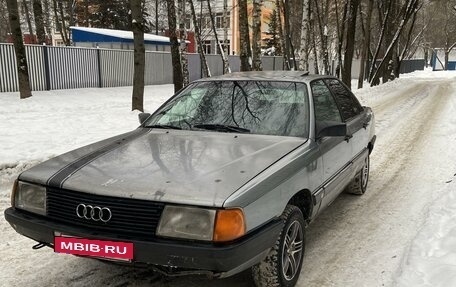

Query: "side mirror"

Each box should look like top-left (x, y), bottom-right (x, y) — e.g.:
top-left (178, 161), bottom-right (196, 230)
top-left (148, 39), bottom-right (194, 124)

top-left (138, 113), bottom-right (151, 125)
top-left (316, 121), bottom-right (347, 139)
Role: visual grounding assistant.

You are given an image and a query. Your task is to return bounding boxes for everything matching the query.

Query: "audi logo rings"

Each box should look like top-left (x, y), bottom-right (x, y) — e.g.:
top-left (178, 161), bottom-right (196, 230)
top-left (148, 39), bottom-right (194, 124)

top-left (76, 203), bottom-right (112, 223)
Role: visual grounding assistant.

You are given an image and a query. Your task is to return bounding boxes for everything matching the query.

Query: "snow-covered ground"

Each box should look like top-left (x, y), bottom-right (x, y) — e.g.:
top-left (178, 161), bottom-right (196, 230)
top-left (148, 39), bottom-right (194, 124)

top-left (1, 70), bottom-right (456, 286)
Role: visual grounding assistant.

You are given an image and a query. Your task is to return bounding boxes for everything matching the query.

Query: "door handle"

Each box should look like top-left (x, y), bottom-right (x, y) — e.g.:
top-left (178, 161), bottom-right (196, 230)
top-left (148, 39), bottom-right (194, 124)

top-left (345, 134), bottom-right (353, 142)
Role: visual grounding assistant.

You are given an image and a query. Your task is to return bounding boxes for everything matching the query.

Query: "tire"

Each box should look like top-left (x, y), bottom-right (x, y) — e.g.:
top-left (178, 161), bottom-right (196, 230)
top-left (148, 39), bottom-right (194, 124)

top-left (346, 154), bottom-right (369, 195)
top-left (252, 205), bottom-right (305, 287)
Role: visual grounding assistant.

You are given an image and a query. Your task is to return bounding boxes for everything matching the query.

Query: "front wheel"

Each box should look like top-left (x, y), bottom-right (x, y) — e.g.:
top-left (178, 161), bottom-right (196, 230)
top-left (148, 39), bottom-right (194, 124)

top-left (252, 205), bottom-right (305, 287)
top-left (346, 154), bottom-right (370, 195)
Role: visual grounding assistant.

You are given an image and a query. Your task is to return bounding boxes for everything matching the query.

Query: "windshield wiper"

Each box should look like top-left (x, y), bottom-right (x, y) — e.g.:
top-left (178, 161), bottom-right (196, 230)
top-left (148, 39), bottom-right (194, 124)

top-left (146, 124), bottom-right (182, 130)
top-left (193, 124), bottom-right (250, 133)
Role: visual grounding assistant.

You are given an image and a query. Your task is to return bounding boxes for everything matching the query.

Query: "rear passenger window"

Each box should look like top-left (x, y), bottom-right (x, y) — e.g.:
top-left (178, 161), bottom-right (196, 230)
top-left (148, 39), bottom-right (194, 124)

top-left (325, 79), bottom-right (362, 121)
top-left (311, 80), bottom-right (342, 123)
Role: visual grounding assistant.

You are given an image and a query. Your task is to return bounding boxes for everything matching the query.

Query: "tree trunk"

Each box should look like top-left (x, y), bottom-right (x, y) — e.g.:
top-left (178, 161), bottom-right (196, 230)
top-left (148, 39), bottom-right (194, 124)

top-left (283, 0), bottom-right (296, 69)
top-left (310, 12), bottom-right (319, 74)
top-left (178, 0), bottom-right (189, 86)
top-left (239, 0), bottom-right (251, 71)
top-left (6, 0), bottom-right (32, 98)
top-left (84, 0), bottom-right (89, 26)
top-left (275, 0), bottom-right (289, 69)
top-left (312, 0), bottom-right (330, 74)
top-left (189, 0), bottom-right (210, 77)
top-left (43, 0), bottom-right (52, 41)
top-left (371, 0), bottom-right (419, 85)
top-left (252, 0), bottom-right (263, 71)
top-left (207, 0), bottom-right (230, 73)
top-left (358, 0), bottom-right (373, 89)
top-left (368, 0), bottom-right (392, 84)
top-left (130, 0), bottom-right (145, 112)
top-left (33, 0), bottom-right (46, 44)
top-left (223, 0), bottom-right (229, 57)
top-left (342, 0), bottom-right (361, 89)
top-left (335, 0), bottom-right (348, 78)
top-left (22, 0), bottom-right (35, 43)
top-left (166, 0), bottom-right (183, 92)
top-left (298, 0), bottom-right (310, 71)
top-left (58, 0), bottom-right (70, 45)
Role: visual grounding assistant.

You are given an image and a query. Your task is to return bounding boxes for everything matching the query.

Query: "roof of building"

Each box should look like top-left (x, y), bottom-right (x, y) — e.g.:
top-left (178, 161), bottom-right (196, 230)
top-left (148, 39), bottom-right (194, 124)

top-left (70, 26), bottom-right (177, 46)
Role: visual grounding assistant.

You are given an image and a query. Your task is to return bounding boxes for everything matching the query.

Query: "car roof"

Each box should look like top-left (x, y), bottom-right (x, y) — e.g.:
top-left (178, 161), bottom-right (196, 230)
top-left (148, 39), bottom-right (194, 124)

top-left (193, 71), bottom-right (333, 84)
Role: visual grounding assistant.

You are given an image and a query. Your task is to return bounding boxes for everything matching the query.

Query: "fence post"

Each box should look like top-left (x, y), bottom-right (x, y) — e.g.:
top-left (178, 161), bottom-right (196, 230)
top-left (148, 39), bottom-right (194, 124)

top-left (97, 47), bottom-right (102, 88)
top-left (43, 45), bottom-right (51, 90)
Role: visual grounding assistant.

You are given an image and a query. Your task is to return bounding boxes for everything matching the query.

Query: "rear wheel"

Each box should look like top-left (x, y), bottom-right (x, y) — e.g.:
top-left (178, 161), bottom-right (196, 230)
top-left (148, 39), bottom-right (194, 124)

top-left (346, 154), bottom-right (369, 195)
top-left (252, 205), bottom-right (305, 287)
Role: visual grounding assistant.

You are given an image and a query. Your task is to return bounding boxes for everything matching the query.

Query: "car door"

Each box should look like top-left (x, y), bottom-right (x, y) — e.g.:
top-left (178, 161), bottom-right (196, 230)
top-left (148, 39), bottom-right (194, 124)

top-left (324, 79), bottom-right (370, 171)
top-left (311, 80), bottom-right (352, 208)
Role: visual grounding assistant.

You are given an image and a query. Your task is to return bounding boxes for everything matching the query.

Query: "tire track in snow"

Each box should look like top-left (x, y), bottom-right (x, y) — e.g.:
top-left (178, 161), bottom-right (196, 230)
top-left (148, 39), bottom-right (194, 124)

top-left (300, 79), bottom-right (451, 287)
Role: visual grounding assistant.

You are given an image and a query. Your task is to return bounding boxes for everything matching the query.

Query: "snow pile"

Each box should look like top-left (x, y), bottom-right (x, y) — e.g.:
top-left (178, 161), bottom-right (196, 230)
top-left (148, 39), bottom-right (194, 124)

top-left (395, 179), bottom-right (456, 287)
top-left (0, 85), bottom-right (173, 168)
top-left (392, 71), bottom-right (456, 286)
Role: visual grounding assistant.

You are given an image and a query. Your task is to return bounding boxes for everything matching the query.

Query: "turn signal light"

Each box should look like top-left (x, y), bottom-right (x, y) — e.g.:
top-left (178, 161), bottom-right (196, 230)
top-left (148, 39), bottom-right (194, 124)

top-left (11, 179), bottom-right (18, 207)
top-left (213, 208), bottom-right (246, 242)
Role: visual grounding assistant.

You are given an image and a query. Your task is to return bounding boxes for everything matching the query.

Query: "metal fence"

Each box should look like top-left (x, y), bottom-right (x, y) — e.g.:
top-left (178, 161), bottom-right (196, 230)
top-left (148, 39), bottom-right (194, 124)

top-left (0, 44), bottom-right (288, 93)
top-left (0, 43), bottom-right (426, 93)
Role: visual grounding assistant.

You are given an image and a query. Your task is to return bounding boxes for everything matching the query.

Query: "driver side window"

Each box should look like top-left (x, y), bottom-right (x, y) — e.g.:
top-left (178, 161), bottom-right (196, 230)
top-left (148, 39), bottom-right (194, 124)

top-left (311, 80), bottom-right (342, 123)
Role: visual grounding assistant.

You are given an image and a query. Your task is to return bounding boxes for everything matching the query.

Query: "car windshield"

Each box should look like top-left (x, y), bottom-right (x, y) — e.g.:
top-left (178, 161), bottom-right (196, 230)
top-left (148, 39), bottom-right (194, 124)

top-left (145, 81), bottom-right (310, 137)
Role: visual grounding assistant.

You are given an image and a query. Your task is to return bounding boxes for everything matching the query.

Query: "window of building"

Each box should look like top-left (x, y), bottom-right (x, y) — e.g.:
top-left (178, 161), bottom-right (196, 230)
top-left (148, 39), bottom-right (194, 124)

top-left (215, 12), bottom-right (230, 29)
top-left (203, 40), bottom-right (212, 54)
top-left (217, 40), bottom-right (231, 55)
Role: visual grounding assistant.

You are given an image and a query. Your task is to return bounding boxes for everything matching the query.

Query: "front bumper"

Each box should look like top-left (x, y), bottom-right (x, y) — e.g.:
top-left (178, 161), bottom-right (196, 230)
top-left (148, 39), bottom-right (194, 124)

top-left (4, 207), bottom-right (282, 277)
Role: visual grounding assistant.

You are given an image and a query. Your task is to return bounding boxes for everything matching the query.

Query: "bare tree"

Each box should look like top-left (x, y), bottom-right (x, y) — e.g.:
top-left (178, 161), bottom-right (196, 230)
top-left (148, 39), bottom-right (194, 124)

top-left (298, 0), bottom-right (310, 71)
top-left (276, 0), bottom-right (289, 69)
top-left (189, 0), bottom-right (210, 77)
top-left (131, 0), bottom-right (145, 112)
top-left (166, 0), bottom-right (183, 92)
top-left (312, 0), bottom-right (330, 74)
top-left (32, 0), bottom-right (46, 44)
top-left (342, 0), bottom-right (361, 89)
top-left (358, 0), bottom-right (373, 89)
top-left (178, 0), bottom-right (189, 86)
top-left (207, 0), bottom-right (230, 73)
top-left (368, 0), bottom-right (392, 84)
top-left (370, 0), bottom-right (420, 85)
top-left (21, 0), bottom-right (34, 43)
top-left (283, 0), bottom-right (297, 68)
top-left (0, 0), bottom-right (10, 42)
top-left (239, 0), bottom-right (251, 71)
top-left (53, 0), bottom-right (69, 45)
top-left (427, 0), bottom-right (456, 70)
top-left (334, 0), bottom-right (348, 78)
top-left (251, 0), bottom-right (263, 71)
top-left (6, 0), bottom-right (32, 98)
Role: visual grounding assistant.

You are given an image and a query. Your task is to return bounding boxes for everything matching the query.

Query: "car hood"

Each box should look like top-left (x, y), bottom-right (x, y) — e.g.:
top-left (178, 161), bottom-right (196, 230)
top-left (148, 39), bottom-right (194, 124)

top-left (20, 129), bottom-right (307, 206)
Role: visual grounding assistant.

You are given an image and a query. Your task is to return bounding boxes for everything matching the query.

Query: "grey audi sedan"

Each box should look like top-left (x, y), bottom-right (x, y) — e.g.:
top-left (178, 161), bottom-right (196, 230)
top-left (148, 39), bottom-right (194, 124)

top-left (5, 71), bottom-right (375, 287)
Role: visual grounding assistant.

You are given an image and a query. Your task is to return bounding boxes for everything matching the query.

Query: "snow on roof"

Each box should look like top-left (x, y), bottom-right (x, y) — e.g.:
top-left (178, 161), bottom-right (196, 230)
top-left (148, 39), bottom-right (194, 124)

top-left (70, 26), bottom-right (190, 44)
top-left (71, 26), bottom-right (171, 43)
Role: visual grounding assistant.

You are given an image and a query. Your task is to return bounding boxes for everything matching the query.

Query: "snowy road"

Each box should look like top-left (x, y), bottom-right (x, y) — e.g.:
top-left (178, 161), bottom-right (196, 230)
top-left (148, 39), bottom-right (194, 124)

top-left (1, 73), bottom-right (456, 286)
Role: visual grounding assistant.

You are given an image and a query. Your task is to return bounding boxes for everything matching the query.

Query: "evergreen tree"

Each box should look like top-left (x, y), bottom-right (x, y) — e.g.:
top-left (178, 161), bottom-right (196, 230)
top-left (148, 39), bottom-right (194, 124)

top-left (265, 9), bottom-right (281, 55)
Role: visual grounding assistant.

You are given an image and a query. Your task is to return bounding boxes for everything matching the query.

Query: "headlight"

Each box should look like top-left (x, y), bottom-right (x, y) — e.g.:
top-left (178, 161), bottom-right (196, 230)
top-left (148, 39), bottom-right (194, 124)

top-left (157, 206), bottom-right (246, 242)
top-left (14, 181), bottom-right (46, 216)
top-left (157, 206), bottom-right (216, 241)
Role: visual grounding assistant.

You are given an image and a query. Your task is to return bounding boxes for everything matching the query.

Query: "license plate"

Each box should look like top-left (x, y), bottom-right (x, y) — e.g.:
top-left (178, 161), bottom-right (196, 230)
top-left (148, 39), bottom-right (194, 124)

top-left (54, 236), bottom-right (134, 261)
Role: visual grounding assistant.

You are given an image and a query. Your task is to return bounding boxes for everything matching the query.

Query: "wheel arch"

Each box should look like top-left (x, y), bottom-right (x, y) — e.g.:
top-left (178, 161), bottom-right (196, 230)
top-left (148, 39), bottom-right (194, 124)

top-left (287, 189), bottom-right (313, 224)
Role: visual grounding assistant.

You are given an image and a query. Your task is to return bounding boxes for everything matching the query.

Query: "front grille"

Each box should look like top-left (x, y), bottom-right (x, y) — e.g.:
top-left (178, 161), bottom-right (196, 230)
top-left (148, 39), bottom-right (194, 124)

top-left (46, 187), bottom-right (165, 240)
